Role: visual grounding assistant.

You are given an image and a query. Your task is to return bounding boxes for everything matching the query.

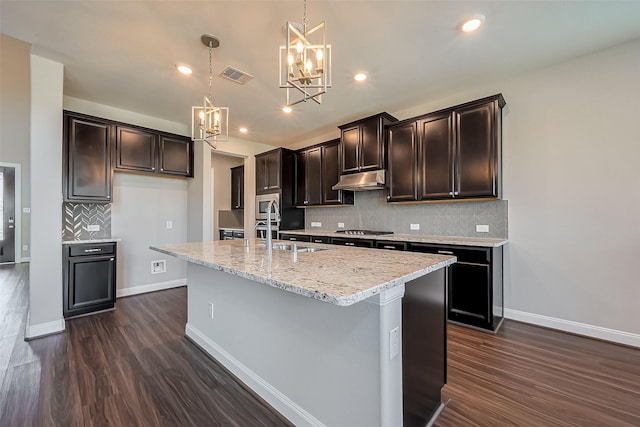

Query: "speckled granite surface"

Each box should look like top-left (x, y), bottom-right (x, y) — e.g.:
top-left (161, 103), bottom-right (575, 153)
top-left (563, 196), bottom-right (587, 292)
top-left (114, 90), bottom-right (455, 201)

top-left (150, 239), bottom-right (456, 306)
top-left (62, 238), bottom-right (122, 245)
top-left (282, 230), bottom-right (507, 247)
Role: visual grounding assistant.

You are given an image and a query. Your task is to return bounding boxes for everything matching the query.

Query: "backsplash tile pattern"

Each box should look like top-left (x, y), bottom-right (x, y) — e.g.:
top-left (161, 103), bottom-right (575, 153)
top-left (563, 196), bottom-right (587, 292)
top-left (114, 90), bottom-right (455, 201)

top-left (62, 203), bottom-right (111, 240)
top-left (304, 192), bottom-right (508, 238)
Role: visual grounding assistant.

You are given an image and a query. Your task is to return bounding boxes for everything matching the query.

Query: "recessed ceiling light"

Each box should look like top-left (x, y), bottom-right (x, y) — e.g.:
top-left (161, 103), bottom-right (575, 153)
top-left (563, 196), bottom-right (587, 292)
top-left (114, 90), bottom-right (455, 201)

top-left (460, 15), bottom-right (485, 33)
top-left (354, 73), bottom-right (367, 82)
top-left (282, 106), bottom-right (292, 113)
top-left (177, 65), bottom-right (192, 75)
top-left (239, 127), bottom-right (248, 133)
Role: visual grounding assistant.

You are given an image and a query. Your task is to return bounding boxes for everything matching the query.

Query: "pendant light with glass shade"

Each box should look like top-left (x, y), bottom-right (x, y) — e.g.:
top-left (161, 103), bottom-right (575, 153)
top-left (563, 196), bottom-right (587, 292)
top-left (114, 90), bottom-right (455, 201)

top-left (191, 34), bottom-right (229, 149)
top-left (279, 0), bottom-right (331, 110)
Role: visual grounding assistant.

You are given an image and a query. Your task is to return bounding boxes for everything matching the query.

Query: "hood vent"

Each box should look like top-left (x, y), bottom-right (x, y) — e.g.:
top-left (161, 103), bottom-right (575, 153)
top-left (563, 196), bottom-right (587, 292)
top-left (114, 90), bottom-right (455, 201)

top-left (219, 66), bottom-right (254, 84)
top-left (332, 170), bottom-right (386, 191)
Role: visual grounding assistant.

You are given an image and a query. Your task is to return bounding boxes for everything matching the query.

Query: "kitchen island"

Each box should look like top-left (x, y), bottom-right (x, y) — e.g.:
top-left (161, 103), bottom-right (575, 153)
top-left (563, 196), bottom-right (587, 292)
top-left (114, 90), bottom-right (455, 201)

top-left (150, 239), bottom-right (456, 427)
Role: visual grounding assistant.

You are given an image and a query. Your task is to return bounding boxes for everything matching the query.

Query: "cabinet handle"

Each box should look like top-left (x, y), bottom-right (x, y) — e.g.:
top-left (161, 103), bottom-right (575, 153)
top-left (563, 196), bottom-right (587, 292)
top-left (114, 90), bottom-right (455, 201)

top-left (438, 250), bottom-right (454, 255)
top-left (313, 239), bottom-right (323, 243)
top-left (84, 248), bottom-right (102, 253)
top-left (383, 245), bottom-right (396, 249)
top-left (449, 191), bottom-right (454, 196)
top-left (152, 167), bottom-right (155, 171)
top-left (290, 238), bottom-right (297, 241)
top-left (454, 191), bottom-right (459, 196)
top-left (387, 195), bottom-right (390, 200)
top-left (345, 242), bottom-right (355, 246)
top-left (110, 258), bottom-right (115, 261)
top-left (264, 186), bottom-right (268, 190)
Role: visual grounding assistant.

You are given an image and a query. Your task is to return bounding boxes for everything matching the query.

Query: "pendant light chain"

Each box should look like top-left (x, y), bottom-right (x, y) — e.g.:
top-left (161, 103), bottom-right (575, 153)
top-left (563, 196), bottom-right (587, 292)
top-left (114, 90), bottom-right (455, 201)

top-left (302, 0), bottom-right (308, 33)
top-left (208, 43), bottom-right (213, 101)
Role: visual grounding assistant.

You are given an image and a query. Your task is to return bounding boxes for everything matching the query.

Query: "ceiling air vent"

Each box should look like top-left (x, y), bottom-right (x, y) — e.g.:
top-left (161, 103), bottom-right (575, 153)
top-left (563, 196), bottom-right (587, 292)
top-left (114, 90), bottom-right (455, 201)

top-left (219, 66), bottom-right (254, 85)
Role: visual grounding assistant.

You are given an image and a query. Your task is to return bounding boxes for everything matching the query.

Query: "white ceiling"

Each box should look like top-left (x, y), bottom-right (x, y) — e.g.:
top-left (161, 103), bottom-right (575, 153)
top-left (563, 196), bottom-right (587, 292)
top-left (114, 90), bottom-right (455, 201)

top-left (2, 1), bottom-right (640, 147)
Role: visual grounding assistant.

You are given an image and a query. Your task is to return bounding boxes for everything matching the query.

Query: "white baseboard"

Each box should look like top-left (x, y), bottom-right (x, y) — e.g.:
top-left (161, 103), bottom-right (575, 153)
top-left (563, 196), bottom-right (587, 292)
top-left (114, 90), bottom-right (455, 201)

top-left (185, 323), bottom-right (325, 427)
top-left (504, 308), bottom-right (640, 348)
top-left (116, 278), bottom-right (186, 298)
top-left (21, 257), bottom-right (30, 263)
top-left (25, 318), bottom-right (65, 340)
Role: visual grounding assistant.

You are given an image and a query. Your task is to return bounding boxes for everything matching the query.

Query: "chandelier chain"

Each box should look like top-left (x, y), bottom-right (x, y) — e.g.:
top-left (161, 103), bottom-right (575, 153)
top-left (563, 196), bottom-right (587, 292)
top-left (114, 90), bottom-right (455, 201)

top-left (302, 0), bottom-right (308, 33)
top-left (208, 43), bottom-right (213, 101)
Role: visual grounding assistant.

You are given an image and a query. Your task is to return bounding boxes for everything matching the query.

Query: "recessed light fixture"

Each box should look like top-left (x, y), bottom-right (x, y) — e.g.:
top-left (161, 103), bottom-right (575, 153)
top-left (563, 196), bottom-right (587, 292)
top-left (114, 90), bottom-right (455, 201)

top-left (354, 73), bottom-right (367, 82)
top-left (239, 127), bottom-right (248, 133)
top-left (282, 106), bottom-right (292, 113)
top-left (460, 15), bottom-right (485, 33)
top-left (177, 65), bottom-right (192, 75)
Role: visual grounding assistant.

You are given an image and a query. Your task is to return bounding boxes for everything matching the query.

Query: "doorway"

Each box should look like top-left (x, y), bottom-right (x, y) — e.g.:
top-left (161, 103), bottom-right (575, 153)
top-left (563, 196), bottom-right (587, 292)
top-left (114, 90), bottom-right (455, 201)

top-left (0, 166), bottom-right (16, 263)
top-left (211, 153), bottom-right (245, 241)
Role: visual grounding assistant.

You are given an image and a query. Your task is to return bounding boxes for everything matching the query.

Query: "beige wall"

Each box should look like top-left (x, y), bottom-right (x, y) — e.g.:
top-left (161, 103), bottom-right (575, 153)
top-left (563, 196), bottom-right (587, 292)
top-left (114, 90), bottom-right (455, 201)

top-left (211, 152), bottom-right (244, 239)
top-left (0, 34), bottom-right (31, 260)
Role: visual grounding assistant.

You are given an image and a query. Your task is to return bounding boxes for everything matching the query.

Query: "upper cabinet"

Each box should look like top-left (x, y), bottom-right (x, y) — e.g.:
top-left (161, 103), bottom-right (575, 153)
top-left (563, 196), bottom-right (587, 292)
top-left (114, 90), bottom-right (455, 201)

top-left (256, 149), bottom-right (283, 194)
top-left (115, 124), bottom-right (193, 178)
top-left (63, 111), bottom-right (113, 203)
top-left (295, 139), bottom-right (354, 207)
top-left (387, 94), bottom-right (505, 202)
top-left (338, 113), bottom-right (397, 174)
top-left (231, 165), bottom-right (244, 210)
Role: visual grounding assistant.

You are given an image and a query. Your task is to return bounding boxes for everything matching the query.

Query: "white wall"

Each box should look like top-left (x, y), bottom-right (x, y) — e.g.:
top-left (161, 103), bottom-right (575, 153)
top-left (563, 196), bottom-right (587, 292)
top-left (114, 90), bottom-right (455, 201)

top-left (27, 54), bottom-right (64, 337)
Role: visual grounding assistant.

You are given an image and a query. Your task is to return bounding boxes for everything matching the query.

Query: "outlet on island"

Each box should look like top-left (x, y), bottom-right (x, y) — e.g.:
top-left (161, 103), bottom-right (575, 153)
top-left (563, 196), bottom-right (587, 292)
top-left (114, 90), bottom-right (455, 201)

top-left (151, 260), bottom-right (166, 274)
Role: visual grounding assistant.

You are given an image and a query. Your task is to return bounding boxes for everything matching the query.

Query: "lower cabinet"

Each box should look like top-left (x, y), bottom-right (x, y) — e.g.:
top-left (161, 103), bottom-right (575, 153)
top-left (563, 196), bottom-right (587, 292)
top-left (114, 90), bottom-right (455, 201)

top-left (63, 242), bottom-right (117, 318)
top-left (330, 237), bottom-right (374, 248)
top-left (279, 233), bottom-right (311, 242)
top-left (408, 243), bottom-right (503, 331)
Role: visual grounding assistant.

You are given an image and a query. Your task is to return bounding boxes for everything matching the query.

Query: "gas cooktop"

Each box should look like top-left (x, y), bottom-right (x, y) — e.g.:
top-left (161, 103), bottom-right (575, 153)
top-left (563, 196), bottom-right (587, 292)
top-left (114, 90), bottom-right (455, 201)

top-left (335, 230), bottom-right (394, 236)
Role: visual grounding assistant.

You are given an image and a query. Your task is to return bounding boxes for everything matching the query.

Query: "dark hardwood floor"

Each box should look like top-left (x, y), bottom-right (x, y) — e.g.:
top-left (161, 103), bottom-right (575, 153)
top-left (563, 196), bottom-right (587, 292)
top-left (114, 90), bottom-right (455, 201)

top-left (1, 263), bottom-right (639, 426)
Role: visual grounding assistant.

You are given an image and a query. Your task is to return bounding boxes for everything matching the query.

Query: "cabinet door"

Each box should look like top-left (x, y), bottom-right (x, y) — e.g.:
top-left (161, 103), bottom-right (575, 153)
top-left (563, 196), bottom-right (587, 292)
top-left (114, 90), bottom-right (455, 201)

top-left (295, 151), bottom-right (306, 206)
top-left (455, 101), bottom-right (497, 198)
top-left (159, 135), bottom-right (192, 177)
top-left (256, 154), bottom-right (268, 193)
top-left (448, 262), bottom-right (492, 328)
top-left (387, 121), bottom-right (418, 202)
top-left (340, 126), bottom-right (360, 173)
top-left (65, 255), bottom-right (115, 316)
top-left (330, 237), bottom-right (374, 248)
top-left (64, 114), bottom-right (112, 202)
top-left (279, 234), bottom-right (311, 242)
top-left (266, 150), bottom-right (281, 191)
top-left (231, 166), bottom-right (244, 209)
top-left (419, 113), bottom-right (454, 200)
top-left (359, 118), bottom-right (384, 171)
top-left (115, 126), bottom-right (156, 172)
top-left (322, 141), bottom-right (347, 204)
top-left (305, 147), bottom-right (323, 205)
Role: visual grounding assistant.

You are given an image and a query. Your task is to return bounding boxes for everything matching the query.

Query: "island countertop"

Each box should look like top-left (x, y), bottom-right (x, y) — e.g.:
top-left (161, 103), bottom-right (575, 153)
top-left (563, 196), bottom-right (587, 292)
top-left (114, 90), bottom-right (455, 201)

top-left (150, 239), bottom-right (456, 306)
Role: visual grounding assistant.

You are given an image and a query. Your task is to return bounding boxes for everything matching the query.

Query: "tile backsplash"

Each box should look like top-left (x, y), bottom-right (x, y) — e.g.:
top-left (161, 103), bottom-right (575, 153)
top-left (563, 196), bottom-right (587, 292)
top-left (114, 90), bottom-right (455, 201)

top-left (62, 203), bottom-right (112, 240)
top-left (304, 192), bottom-right (508, 238)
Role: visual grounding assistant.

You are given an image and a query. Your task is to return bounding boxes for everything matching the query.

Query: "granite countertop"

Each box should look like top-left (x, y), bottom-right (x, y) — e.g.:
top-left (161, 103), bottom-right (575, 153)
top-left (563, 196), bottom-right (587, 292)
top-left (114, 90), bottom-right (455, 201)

top-left (281, 230), bottom-right (507, 248)
top-left (62, 238), bottom-right (122, 245)
top-left (150, 239), bottom-right (456, 306)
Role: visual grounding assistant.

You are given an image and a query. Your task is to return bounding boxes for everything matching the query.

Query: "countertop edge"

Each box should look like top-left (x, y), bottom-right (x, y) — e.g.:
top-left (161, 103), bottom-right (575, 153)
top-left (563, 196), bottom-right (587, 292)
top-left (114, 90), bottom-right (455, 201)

top-left (62, 238), bottom-right (122, 245)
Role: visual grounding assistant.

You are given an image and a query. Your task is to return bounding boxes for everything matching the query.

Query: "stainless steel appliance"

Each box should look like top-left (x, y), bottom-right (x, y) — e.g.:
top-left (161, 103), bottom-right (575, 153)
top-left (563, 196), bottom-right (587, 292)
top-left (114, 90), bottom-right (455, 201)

top-left (220, 229), bottom-right (245, 240)
top-left (256, 193), bottom-right (280, 220)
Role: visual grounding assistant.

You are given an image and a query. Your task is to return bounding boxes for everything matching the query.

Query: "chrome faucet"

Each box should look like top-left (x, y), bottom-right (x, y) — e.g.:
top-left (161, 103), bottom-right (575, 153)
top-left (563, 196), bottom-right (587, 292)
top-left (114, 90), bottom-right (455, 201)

top-left (266, 199), bottom-right (280, 250)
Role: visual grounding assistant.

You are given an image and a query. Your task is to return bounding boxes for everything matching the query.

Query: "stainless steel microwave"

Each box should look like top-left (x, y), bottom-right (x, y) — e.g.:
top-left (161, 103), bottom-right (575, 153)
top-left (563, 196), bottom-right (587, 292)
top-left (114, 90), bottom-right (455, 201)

top-left (255, 193), bottom-right (280, 220)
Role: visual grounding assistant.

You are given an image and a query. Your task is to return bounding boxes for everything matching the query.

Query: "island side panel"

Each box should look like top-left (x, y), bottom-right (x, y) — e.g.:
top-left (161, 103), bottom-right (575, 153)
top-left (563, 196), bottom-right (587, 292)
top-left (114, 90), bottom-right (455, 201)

top-left (185, 263), bottom-right (403, 427)
top-left (402, 268), bottom-right (447, 426)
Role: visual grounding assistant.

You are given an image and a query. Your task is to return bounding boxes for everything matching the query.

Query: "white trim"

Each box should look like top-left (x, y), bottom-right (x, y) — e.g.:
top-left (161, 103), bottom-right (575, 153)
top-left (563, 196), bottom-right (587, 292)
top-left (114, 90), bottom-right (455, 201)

top-left (116, 278), bottom-right (186, 298)
top-left (0, 162), bottom-right (22, 263)
top-left (25, 318), bottom-right (65, 339)
top-left (21, 257), bottom-right (30, 262)
top-left (186, 323), bottom-right (325, 427)
top-left (504, 308), bottom-right (640, 348)
top-left (365, 283), bottom-right (405, 306)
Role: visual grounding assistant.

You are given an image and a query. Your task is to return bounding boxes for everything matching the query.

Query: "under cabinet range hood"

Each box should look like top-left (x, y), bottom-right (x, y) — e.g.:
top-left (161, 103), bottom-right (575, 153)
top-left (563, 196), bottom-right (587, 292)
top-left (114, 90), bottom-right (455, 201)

top-left (332, 170), bottom-right (386, 191)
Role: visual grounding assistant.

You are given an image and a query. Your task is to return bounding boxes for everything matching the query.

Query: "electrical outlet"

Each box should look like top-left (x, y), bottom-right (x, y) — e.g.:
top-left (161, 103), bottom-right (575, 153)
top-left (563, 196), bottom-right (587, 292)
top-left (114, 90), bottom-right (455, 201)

top-left (22, 207), bottom-right (30, 213)
top-left (389, 327), bottom-right (400, 360)
top-left (337, 222), bottom-right (345, 229)
top-left (87, 224), bottom-right (100, 232)
top-left (208, 302), bottom-right (215, 319)
top-left (311, 222), bottom-right (322, 228)
top-left (410, 224), bottom-right (420, 231)
top-left (166, 220), bottom-right (173, 229)
top-left (476, 224), bottom-right (489, 233)
top-left (22, 245), bottom-right (28, 251)
top-left (151, 260), bottom-right (166, 274)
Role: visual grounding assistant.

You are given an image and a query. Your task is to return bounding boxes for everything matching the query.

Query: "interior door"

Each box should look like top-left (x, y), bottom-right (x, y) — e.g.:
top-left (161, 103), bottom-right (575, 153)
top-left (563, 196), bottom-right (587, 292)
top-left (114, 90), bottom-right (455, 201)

top-left (0, 166), bottom-right (16, 263)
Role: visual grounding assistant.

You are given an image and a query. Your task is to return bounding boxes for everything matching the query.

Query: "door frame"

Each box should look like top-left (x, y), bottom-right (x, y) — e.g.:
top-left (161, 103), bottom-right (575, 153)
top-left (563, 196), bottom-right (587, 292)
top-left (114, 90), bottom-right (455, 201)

top-left (0, 162), bottom-right (22, 264)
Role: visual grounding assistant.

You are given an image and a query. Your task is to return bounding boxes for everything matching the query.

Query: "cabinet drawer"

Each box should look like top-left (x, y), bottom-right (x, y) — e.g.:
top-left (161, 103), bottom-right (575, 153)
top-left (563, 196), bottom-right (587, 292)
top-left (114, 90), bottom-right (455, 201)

top-left (279, 234), bottom-right (311, 242)
top-left (375, 241), bottom-right (407, 251)
top-left (407, 243), bottom-right (490, 264)
top-left (310, 236), bottom-right (330, 244)
top-left (68, 243), bottom-right (116, 257)
top-left (330, 237), bottom-right (374, 248)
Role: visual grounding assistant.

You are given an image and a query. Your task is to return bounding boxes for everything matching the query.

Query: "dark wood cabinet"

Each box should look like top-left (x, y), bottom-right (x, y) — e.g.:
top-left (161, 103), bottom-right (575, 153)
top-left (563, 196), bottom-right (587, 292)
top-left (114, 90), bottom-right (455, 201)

top-left (338, 112), bottom-right (397, 174)
top-left (387, 121), bottom-right (418, 202)
top-left (159, 134), bottom-right (192, 177)
top-left (375, 240), bottom-right (407, 251)
top-left (407, 242), bottom-right (503, 331)
top-left (295, 139), bottom-right (353, 207)
top-left (256, 149), bottom-right (283, 194)
top-left (279, 233), bottom-right (311, 242)
top-left (231, 165), bottom-right (244, 210)
top-left (63, 242), bottom-right (117, 318)
top-left (115, 125), bottom-right (156, 173)
top-left (330, 237), bottom-right (375, 248)
top-left (63, 112), bottom-right (113, 203)
top-left (386, 94), bottom-right (504, 202)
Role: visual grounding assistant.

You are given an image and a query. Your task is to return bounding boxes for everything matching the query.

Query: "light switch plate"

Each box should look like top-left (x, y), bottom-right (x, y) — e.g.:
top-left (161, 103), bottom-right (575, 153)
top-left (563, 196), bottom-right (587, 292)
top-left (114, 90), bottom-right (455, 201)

top-left (22, 207), bottom-right (31, 214)
top-left (311, 222), bottom-right (322, 228)
top-left (166, 221), bottom-right (173, 229)
top-left (476, 224), bottom-right (489, 233)
top-left (87, 224), bottom-right (100, 232)
top-left (337, 222), bottom-right (345, 229)
top-left (410, 224), bottom-right (420, 231)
